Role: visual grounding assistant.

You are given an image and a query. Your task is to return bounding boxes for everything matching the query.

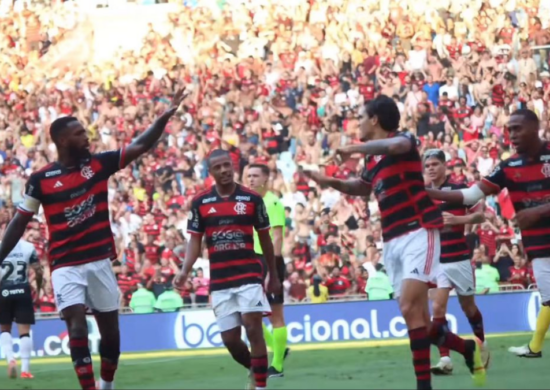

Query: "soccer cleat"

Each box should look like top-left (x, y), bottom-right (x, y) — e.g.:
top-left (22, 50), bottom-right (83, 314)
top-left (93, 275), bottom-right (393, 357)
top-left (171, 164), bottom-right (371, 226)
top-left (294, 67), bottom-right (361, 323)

top-left (267, 366), bottom-right (284, 378)
top-left (480, 340), bottom-right (491, 369)
top-left (283, 347), bottom-right (291, 360)
top-left (508, 345), bottom-right (542, 358)
top-left (464, 339), bottom-right (486, 387)
top-left (246, 368), bottom-right (255, 390)
top-left (431, 358), bottom-right (453, 375)
top-left (21, 372), bottom-right (34, 379)
top-left (7, 360), bottom-right (17, 379)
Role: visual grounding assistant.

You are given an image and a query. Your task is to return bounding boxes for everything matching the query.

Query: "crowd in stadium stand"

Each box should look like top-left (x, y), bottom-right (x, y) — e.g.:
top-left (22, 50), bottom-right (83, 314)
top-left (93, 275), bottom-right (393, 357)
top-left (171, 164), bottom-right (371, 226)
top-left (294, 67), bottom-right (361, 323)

top-left (0, 0), bottom-right (548, 313)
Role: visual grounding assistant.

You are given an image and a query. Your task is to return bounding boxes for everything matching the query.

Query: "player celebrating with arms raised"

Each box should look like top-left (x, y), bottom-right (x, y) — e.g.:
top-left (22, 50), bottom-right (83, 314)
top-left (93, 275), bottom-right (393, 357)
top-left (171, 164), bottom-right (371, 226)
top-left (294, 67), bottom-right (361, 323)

top-left (0, 87), bottom-right (187, 390)
top-left (423, 149), bottom-right (489, 374)
top-left (174, 150), bottom-right (281, 390)
top-left (427, 109), bottom-right (550, 360)
top-left (247, 164), bottom-right (290, 378)
top-left (0, 236), bottom-right (43, 380)
top-left (304, 95), bottom-right (485, 390)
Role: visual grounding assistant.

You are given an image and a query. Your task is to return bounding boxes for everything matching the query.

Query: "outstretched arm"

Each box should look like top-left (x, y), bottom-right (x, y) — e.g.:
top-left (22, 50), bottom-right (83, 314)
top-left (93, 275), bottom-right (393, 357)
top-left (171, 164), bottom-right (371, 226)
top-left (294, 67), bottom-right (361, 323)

top-left (304, 171), bottom-right (371, 196)
top-left (427, 181), bottom-right (497, 205)
top-left (0, 212), bottom-right (34, 264)
top-left (124, 87), bottom-right (187, 165)
top-left (337, 134), bottom-right (414, 159)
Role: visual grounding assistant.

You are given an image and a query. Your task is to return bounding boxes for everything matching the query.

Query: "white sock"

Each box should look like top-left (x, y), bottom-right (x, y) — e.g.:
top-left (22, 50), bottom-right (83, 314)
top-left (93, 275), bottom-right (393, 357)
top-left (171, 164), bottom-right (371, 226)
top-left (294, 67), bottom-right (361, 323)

top-left (100, 378), bottom-right (114, 390)
top-left (0, 332), bottom-right (14, 362)
top-left (20, 335), bottom-right (32, 372)
top-left (255, 387), bottom-right (266, 390)
top-left (441, 356), bottom-right (452, 365)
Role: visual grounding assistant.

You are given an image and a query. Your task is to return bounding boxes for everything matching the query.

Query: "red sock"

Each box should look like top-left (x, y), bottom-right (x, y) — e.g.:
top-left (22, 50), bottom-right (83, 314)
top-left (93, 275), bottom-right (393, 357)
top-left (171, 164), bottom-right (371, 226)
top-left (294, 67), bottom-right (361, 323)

top-left (101, 360), bottom-right (117, 382)
top-left (430, 317), bottom-right (466, 355)
top-left (251, 355), bottom-right (268, 388)
top-left (438, 346), bottom-right (451, 358)
top-left (408, 327), bottom-right (432, 390)
top-left (69, 337), bottom-right (96, 390)
top-left (467, 309), bottom-right (485, 342)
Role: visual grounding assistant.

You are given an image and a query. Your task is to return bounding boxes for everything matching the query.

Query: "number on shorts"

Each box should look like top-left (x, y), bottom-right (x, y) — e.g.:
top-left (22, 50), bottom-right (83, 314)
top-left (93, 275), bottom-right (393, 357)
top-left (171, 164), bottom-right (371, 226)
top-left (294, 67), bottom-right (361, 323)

top-left (1, 261), bottom-right (28, 283)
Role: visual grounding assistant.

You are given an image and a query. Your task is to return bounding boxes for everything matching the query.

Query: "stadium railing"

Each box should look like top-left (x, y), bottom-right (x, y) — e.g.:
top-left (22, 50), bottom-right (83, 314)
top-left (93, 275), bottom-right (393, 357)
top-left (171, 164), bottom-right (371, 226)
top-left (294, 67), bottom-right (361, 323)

top-left (528, 283), bottom-right (538, 290)
top-left (498, 284), bottom-right (525, 291)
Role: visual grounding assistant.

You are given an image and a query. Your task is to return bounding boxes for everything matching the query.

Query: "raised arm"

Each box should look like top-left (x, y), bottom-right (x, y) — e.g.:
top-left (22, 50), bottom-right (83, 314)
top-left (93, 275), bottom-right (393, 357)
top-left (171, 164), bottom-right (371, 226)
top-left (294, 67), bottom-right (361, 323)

top-left (336, 134), bottom-right (414, 160)
top-left (124, 86), bottom-right (187, 165)
top-left (304, 171), bottom-right (371, 197)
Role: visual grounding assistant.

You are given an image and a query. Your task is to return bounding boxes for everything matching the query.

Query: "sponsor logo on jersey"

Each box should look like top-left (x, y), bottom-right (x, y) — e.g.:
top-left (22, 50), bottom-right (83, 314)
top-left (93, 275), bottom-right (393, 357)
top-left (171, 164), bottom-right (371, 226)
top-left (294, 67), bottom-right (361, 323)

top-left (45, 170), bottom-right (62, 177)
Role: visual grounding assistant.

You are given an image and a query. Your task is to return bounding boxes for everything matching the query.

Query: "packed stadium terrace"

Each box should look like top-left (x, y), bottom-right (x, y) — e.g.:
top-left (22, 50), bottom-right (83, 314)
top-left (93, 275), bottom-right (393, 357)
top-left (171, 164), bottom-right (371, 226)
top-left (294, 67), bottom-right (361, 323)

top-left (0, 0), bottom-right (547, 314)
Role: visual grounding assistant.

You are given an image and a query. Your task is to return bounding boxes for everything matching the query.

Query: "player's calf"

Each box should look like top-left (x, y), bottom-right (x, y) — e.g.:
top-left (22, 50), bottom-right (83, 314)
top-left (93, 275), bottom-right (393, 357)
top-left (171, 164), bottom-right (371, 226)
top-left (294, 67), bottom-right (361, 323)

top-left (65, 306), bottom-right (96, 390)
top-left (243, 313), bottom-right (268, 390)
top-left (221, 327), bottom-right (252, 370)
top-left (459, 296), bottom-right (485, 343)
top-left (95, 311), bottom-right (121, 390)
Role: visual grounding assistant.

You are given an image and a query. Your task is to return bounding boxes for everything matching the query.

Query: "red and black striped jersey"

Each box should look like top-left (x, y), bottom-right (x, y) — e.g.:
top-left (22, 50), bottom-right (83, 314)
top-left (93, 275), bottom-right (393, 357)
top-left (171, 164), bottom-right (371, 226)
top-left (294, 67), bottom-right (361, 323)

top-left (360, 132), bottom-right (443, 242)
top-left (187, 184), bottom-right (270, 292)
top-left (483, 142), bottom-right (550, 260)
top-left (432, 177), bottom-right (474, 263)
top-left (17, 149), bottom-right (127, 271)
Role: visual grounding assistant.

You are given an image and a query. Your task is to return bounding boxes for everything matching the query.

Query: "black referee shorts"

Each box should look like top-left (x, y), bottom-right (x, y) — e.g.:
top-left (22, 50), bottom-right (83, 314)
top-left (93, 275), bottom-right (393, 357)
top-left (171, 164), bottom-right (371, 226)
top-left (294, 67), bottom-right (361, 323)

top-left (0, 285), bottom-right (35, 326)
top-left (258, 254), bottom-right (285, 305)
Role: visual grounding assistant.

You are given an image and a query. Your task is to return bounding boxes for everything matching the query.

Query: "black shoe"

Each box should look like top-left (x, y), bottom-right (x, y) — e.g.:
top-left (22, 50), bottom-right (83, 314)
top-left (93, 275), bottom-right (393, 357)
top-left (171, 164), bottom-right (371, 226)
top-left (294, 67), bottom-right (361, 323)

top-left (283, 347), bottom-right (290, 360)
top-left (463, 340), bottom-right (476, 374)
top-left (267, 366), bottom-right (284, 378)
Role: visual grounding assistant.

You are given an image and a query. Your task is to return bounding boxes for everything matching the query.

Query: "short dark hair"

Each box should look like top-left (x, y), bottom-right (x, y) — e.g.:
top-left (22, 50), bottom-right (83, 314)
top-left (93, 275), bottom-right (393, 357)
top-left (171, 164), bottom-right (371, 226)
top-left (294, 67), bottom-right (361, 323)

top-left (206, 149), bottom-right (230, 168)
top-left (423, 149), bottom-right (446, 163)
top-left (365, 95), bottom-right (400, 132)
top-left (248, 164), bottom-right (270, 176)
top-left (511, 109), bottom-right (539, 126)
top-left (50, 116), bottom-right (78, 143)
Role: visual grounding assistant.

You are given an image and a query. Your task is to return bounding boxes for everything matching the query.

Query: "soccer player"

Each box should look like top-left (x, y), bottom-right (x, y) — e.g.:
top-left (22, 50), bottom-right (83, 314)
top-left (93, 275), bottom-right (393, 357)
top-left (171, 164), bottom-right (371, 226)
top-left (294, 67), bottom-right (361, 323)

top-left (247, 164), bottom-right (290, 378)
top-left (304, 95), bottom-right (485, 390)
top-left (0, 87), bottom-right (187, 390)
top-left (173, 149), bottom-right (281, 390)
top-left (423, 149), bottom-right (490, 374)
top-left (0, 237), bottom-right (43, 379)
top-left (426, 109), bottom-right (550, 360)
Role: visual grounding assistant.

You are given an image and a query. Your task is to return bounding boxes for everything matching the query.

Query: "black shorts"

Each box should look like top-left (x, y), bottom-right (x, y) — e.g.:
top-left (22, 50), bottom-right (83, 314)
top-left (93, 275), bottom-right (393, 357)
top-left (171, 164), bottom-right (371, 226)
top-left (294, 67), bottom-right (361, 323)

top-left (0, 285), bottom-right (35, 326)
top-left (259, 255), bottom-right (285, 305)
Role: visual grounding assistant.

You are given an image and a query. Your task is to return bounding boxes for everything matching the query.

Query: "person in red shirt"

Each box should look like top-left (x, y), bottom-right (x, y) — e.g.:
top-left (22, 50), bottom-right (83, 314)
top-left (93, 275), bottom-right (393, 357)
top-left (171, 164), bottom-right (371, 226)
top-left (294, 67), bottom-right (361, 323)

top-left (477, 223), bottom-right (498, 258)
top-left (38, 284), bottom-right (57, 313)
top-left (325, 267), bottom-right (351, 297)
top-left (509, 257), bottom-right (528, 288)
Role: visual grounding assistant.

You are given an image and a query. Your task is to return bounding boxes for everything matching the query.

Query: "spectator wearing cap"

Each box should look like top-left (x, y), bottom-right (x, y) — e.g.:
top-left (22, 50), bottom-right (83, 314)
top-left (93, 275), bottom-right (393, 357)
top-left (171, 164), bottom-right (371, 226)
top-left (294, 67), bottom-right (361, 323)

top-left (308, 275), bottom-right (329, 303)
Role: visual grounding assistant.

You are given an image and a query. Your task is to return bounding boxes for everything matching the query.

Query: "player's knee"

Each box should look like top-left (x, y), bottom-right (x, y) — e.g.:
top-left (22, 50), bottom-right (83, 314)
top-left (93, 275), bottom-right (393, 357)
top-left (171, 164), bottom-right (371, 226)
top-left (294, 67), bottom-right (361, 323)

top-left (399, 299), bottom-right (421, 321)
top-left (243, 322), bottom-right (264, 344)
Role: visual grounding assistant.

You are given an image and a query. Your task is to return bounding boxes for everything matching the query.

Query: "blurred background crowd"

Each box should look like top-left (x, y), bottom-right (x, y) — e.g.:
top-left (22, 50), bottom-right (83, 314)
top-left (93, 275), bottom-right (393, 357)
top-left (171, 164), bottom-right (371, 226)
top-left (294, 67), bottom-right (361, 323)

top-left (0, 0), bottom-right (546, 314)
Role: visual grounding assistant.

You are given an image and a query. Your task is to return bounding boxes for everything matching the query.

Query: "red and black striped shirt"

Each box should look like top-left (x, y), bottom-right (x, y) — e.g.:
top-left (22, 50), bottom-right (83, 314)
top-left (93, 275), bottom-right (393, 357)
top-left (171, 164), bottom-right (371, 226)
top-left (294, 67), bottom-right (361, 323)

top-left (483, 142), bottom-right (550, 260)
top-left (432, 177), bottom-right (474, 263)
top-left (17, 149), bottom-right (126, 271)
top-left (360, 132), bottom-right (443, 241)
top-left (187, 184), bottom-right (270, 291)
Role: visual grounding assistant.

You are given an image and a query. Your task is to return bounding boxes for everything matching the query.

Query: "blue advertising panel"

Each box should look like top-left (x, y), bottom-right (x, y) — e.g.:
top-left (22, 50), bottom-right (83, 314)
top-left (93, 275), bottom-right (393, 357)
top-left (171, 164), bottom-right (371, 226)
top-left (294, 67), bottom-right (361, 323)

top-left (0, 291), bottom-right (541, 358)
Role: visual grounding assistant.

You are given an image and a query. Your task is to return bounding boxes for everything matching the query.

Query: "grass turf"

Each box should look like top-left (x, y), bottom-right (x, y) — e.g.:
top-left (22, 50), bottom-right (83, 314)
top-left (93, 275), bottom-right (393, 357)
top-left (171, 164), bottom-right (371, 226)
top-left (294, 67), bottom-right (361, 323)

top-left (0, 334), bottom-right (548, 389)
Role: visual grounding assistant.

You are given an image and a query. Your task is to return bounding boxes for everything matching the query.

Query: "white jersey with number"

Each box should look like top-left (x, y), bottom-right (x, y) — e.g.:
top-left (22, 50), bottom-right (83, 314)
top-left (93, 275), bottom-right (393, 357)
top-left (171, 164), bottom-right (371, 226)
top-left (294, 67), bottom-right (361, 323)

top-left (0, 239), bottom-right (39, 288)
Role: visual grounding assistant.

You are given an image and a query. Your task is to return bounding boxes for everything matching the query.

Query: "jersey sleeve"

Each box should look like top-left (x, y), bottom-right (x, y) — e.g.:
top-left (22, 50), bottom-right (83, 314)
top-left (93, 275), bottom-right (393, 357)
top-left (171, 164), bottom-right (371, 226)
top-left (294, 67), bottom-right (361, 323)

top-left (396, 131), bottom-right (419, 150)
top-left (482, 161), bottom-right (506, 191)
top-left (254, 197), bottom-right (271, 232)
top-left (186, 198), bottom-right (205, 236)
top-left (95, 147), bottom-right (127, 177)
top-left (18, 174), bottom-right (42, 215)
top-left (268, 198), bottom-right (285, 228)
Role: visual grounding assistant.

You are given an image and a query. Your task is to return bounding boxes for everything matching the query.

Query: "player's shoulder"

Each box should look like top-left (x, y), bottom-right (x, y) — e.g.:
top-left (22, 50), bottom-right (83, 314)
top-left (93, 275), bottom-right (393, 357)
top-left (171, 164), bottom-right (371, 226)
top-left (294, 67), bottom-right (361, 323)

top-left (191, 187), bottom-right (216, 204)
top-left (28, 163), bottom-right (59, 180)
top-left (500, 153), bottom-right (523, 167)
top-left (394, 131), bottom-right (419, 146)
top-left (445, 177), bottom-right (467, 190)
top-left (236, 185), bottom-right (263, 202)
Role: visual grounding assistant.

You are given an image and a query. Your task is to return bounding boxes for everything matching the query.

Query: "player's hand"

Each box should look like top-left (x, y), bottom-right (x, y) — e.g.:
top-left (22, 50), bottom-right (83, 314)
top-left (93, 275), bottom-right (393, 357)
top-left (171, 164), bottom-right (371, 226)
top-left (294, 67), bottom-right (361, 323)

top-left (164, 86), bottom-right (188, 117)
top-left (334, 146), bottom-right (354, 163)
top-left (173, 271), bottom-right (189, 290)
top-left (267, 276), bottom-right (282, 295)
top-left (514, 208), bottom-right (541, 230)
top-left (442, 211), bottom-right (459, 226)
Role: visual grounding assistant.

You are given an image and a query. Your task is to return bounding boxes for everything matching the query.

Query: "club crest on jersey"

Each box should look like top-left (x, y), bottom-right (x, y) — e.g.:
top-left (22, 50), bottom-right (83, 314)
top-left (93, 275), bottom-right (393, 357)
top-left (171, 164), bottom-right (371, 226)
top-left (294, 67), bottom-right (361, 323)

top-left (542, 163), bottom-right (550, 178)
top-left (234, 202), bottom-right (247, 215)
top-left (374, 155), bottom-right (383, 163)
top-left (81, 166), bottom-right (94, 180)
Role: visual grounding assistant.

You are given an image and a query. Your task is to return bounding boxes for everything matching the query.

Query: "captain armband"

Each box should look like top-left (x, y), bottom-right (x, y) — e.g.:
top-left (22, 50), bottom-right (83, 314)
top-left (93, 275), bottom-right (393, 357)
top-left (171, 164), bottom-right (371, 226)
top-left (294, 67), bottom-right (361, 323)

top-left (460, 184), bottom-right (485, 206)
